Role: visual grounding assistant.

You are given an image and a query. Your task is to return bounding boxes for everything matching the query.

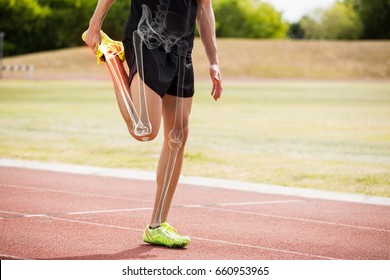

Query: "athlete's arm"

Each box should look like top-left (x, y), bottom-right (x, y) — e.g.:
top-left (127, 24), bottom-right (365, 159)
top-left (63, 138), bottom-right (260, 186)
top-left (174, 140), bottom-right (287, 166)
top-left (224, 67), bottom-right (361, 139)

top-left (196, 0), bottom-right (223, 101)
top-left (84, 0), bottom-right (116, 52)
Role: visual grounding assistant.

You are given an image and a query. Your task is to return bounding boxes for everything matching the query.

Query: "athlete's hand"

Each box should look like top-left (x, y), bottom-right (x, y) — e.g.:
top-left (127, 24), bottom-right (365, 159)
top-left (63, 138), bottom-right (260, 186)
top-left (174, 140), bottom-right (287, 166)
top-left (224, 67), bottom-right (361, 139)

top-left (209, 64), bottom-right (223, 101)
top-left (83, 28), bottom-right (102, 54)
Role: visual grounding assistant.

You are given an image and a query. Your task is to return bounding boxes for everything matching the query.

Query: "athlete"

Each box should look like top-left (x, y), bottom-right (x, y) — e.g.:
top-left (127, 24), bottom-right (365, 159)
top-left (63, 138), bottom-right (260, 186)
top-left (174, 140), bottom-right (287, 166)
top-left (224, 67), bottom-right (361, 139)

top-left (83, 0), bottom-right (222, 248)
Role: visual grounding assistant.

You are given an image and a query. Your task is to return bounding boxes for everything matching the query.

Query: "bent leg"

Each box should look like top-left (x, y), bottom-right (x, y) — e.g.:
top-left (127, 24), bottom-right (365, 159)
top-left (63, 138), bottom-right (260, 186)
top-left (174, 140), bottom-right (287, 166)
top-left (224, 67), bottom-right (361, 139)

top-left (82, 30), bottom-right (159, 140)
top-left (128, 73), bottom-right (162, 141)
top-left (105, 56), bottom-right (162, 141)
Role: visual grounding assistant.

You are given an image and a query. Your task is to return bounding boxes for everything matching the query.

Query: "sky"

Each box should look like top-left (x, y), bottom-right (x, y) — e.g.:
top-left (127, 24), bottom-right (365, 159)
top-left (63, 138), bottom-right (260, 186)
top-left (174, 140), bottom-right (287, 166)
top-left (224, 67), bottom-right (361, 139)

top-left (263, 0), bottom-right (337, 22)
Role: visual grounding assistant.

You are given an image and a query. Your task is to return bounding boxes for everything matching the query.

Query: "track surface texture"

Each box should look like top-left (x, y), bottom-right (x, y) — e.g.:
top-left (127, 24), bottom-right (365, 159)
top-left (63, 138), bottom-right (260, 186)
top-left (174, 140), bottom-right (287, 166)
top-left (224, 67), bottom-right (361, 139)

top-left (0, 166), bottom-right (389, 260)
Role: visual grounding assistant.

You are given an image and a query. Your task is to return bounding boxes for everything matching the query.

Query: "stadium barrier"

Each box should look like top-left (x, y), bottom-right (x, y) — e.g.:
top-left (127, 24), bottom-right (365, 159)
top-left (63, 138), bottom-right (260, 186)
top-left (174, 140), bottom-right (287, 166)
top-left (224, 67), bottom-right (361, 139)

top-left (1, 64), bottom-right (35, 80)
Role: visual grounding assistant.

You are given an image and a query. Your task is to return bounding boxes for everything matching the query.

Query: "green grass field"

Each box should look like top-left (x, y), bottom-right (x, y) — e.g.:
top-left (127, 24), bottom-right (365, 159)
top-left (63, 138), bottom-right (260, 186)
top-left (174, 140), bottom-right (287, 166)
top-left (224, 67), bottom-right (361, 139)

top-left (1, 80), bottom-right (389, 197)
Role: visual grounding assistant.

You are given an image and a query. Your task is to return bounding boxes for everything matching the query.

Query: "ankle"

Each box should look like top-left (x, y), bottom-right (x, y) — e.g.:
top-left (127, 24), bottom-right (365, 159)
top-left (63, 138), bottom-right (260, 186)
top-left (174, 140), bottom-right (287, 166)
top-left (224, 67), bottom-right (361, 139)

top-left (149, 224), bottom-right (161, 229)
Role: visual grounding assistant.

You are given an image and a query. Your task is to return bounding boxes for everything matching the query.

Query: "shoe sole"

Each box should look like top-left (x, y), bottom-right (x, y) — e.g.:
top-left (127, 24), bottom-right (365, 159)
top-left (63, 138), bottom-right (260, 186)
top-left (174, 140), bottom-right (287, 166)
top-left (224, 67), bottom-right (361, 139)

top-left (143, 238), bottom-right (188, 248)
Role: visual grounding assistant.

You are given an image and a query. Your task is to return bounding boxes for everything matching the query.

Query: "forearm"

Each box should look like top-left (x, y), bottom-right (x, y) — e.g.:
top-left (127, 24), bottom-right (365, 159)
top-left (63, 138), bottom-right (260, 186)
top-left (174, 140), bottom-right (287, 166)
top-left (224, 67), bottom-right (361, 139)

top-left (196, 1), bottom-right (219, 66)
top-left (88, 0), bottom-right (116, 31)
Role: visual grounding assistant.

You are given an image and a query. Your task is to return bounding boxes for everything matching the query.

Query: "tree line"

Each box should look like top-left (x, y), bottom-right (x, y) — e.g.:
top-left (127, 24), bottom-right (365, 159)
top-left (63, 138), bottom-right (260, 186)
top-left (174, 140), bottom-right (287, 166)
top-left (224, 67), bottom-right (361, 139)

top-left (290, 0), bottom-right (389, 40)
top-left (0, 0), bottom-right (388, 56)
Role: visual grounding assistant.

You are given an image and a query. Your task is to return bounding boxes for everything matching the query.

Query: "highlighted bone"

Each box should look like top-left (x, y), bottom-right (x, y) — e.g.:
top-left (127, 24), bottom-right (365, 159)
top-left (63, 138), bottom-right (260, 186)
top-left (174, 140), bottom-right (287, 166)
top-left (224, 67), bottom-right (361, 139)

top-left (82, 30), bottom-right (152, 138)
top-left (133, 30), bottom-right (152, 136)
top-left (105, 56), bottom-right (152, 137)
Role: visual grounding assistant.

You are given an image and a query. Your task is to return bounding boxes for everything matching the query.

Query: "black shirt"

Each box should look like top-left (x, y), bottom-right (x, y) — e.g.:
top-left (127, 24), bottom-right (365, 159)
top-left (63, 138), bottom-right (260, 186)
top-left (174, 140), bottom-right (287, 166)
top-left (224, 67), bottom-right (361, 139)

top-left (123, 0), bottom-right (198, 56)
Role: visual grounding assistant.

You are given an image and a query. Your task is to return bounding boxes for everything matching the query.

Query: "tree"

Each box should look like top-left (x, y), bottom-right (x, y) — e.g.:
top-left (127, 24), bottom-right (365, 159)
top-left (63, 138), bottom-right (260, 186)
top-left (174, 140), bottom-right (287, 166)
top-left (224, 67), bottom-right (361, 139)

top-left (345, 0), bottom-right (390, 39)
top-left (300, 2), bottom-right (363, 40)
top-left (288, 22), bottom-right (305, 39)
top-left (250, 1), bottom-right (289, 38)
top-left (101, 0), bottom-right (131, 40)
top-left (213, 0), bottom-right (288, 38)
top-left (1, 0), bottom-right (131, 55)
top-left (0, 0), bottom-right (50, 55)
top-left (37, 0), bottom-right (96, 49)
top-left (322, 2), bottom-right (363, 39)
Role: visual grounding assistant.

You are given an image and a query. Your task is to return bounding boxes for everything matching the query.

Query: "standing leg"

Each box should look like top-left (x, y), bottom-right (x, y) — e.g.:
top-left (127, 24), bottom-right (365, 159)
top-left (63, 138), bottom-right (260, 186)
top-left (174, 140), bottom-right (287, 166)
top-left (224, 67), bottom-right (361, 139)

top-left (152, 94), bottom-right (192, 225)
top-left (149, 41), bottom-right (190, 227)
top-left (142, 42), bottom-right (192, 248)
top-left (142, 94), bottom-right (192, 248)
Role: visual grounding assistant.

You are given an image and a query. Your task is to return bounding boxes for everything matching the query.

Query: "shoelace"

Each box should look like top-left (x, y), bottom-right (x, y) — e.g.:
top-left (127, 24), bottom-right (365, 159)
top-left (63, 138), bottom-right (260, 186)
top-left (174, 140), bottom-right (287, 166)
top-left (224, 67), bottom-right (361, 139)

top-left (157, 227), bottom-right (182, 246)
top-left (163, 222), bottom-right (177, 233)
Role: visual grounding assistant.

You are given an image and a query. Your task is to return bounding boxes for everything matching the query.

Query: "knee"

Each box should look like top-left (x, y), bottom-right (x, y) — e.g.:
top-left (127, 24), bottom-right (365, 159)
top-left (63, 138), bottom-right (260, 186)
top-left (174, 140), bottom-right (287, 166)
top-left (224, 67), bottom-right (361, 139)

top-left (168, 124), bottom-right (189, 148)
top-left (129, 128), bottom-right (158, 142)
top-left (138, 133), bottom-right (158, 142)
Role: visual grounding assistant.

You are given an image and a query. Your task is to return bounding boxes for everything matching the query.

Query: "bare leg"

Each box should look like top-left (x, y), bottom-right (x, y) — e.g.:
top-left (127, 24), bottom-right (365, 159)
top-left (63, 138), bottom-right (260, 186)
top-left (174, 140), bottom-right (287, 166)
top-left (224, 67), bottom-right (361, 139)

top-left (105, 56), bottom-right (162, 141)
top-left (150, 95), bottom-right (192, 227)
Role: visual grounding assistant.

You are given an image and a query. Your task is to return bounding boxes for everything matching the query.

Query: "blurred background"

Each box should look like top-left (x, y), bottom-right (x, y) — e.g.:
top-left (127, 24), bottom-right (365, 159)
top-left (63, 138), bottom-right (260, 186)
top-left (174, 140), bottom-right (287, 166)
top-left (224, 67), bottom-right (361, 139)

top-left (1, 0), bottom-right (389, 80)
top-left (1, 0), bottom-right (389, 55)
top-left (0, 0), bottom-right (389, 197)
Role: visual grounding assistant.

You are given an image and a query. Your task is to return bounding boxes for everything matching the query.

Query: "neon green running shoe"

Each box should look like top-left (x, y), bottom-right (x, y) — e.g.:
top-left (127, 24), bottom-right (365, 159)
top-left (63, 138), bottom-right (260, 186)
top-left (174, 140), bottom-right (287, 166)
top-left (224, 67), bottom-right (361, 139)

top-left (82, 30), bottom-right (125, 65)
top-left (143, 225), bottom-right (191, 248)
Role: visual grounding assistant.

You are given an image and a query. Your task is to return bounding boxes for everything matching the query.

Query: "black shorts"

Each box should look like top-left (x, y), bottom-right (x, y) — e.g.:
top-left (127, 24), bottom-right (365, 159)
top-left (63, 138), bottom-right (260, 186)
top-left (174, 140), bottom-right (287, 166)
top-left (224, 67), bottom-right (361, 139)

top-left (123, 39), bottom-right (195, 98)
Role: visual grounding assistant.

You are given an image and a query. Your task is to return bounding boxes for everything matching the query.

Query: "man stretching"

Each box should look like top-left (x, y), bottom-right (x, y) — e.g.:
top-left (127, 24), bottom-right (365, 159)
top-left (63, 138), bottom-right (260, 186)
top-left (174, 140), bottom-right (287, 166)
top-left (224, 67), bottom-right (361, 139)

top-left (83, 0), bottom-right (222, 248)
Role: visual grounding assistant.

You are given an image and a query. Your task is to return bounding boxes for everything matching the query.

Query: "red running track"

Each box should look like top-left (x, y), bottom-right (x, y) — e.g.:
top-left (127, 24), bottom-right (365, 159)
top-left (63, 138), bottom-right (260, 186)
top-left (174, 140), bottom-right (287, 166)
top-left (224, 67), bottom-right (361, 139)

top-left (0, 166), bottom-right (389, 260)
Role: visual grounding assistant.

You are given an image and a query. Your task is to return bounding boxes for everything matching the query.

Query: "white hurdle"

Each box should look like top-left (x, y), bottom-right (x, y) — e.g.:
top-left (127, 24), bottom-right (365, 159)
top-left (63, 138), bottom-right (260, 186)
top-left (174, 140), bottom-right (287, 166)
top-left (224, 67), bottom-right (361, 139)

top-left (1, 64), bottom-right (35, 80)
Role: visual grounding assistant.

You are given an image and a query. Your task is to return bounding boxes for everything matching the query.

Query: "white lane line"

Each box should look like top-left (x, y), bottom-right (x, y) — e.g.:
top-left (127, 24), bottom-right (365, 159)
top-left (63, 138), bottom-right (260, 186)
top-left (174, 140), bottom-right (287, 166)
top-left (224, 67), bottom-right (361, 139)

top-left (181, 205), bottom-right (204, 208)
top-left (1, 200), bottom-right (301, 217)
top-left (203, 206), bottom-right (390, 233)
top-left (67, 207), bottom-right (153, 215)
top-left (0, 183), bottom-right (153, 203)
top-left (0, 209), bottom-right (337, 259)
top-left (2, 198), bottom-right (388, 234)
top-left (45, 216), bottom-right (337, 260)
top-left (0, 253), bottom-right (28, 260)
top-left (24, 214), bottom-right (48, 218)
top-left (47, 216), bottom-right (144, 232)
top-left (192, 237), bottom-right (338, 260)
top-left (0, 206), bottom-right (358, 260)
top-left (0, 210), bottom-right (48, 219)
top-left (0, 210), bottom-right (28, 216)
top-left (1, 191), bottom-right (386, 234)
top-left (216, 200), bottom-right (304, 206)
top-left (0, 208), bottom-right (153, 218)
